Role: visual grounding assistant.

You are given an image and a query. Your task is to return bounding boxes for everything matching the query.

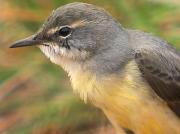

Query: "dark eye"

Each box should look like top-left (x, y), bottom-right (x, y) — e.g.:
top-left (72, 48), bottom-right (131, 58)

top-left (58, 26), bottom-right (72, 37)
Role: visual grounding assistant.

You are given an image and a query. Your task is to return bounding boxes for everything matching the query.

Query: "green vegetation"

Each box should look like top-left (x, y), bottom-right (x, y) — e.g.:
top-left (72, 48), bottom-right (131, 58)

top-left (0, 0), bottom-right (179, 134)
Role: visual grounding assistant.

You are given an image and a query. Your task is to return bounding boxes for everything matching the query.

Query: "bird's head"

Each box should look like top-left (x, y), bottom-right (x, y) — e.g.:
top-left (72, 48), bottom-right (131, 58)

top-left (10, 2), bottom-right (129, 74)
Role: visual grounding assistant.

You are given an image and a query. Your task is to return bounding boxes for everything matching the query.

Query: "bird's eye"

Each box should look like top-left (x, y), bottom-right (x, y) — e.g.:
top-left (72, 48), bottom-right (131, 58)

top-left (58, 26), bottom-right (72, 37)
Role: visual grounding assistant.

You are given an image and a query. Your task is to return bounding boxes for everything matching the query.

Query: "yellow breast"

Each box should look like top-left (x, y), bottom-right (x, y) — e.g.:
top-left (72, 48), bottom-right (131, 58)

top-left (70, 61), bottom-right (180, 134)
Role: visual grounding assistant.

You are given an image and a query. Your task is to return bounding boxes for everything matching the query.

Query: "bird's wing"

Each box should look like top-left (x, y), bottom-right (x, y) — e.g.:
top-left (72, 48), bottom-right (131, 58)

top-left (134, 44), bottom-right (180, 117)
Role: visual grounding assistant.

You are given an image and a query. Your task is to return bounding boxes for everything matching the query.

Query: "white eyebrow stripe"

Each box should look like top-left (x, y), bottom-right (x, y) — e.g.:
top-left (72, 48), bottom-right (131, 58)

top-left (47, 20), bottom-right (89, 35)
top-left (70, 20), bottom-right (87, 28)
top-left (47, 27), bottom-right (59, 35)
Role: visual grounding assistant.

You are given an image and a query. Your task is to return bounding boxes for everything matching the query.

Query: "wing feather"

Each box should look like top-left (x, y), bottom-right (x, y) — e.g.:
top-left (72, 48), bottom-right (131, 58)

top-left (134, 46), bottom-right (180, 117)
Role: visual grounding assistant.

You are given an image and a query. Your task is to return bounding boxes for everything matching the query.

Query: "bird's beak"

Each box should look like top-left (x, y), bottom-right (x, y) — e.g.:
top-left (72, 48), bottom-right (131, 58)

top-left (10, 34), bottom-right (41, 48)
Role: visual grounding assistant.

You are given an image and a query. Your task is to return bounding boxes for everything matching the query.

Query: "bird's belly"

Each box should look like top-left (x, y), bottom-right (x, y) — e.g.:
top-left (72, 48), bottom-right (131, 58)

top-left (70, 61), bottom-right (180, 134)
top-left (97, 76), bottom-right (180, 134)
top-left (101, 88), bottom-right (180, 134)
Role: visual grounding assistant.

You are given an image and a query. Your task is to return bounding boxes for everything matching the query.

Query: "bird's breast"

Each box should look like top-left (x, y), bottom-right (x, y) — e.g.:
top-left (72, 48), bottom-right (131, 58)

top-left (70, 61), bottom-right (180, 134)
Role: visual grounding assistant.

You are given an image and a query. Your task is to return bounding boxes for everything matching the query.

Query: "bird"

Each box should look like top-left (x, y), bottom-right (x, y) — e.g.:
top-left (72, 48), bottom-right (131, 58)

top-left (10, 2), bottom-right (180, 134)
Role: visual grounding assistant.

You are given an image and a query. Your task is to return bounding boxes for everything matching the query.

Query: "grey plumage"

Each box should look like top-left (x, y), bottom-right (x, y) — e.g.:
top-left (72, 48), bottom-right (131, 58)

top-left (10, 2), bottom-right (180, 133)
top-left (42, 2), bottom-right (180, 117)
top-left (11, 2), bottom-right (180, 117)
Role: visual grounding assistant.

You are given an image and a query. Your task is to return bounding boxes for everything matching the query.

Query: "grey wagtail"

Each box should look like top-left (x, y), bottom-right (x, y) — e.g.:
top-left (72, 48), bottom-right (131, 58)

top-left (10, 2), bottom-right (180, 134)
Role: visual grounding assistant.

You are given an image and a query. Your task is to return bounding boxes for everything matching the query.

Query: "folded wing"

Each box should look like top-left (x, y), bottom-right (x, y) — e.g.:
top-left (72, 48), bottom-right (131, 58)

top-left (134, 44), bottom-right (180, 117)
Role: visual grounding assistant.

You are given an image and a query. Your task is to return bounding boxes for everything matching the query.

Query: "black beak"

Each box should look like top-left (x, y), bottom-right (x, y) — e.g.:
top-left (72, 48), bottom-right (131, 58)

top-left (10, 34), bottom-right (41, 48)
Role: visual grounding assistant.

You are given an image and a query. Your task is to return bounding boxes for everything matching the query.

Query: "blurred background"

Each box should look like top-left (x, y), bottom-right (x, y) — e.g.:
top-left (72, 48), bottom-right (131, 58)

top-left (0, 0), bottom-right (179, 134)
